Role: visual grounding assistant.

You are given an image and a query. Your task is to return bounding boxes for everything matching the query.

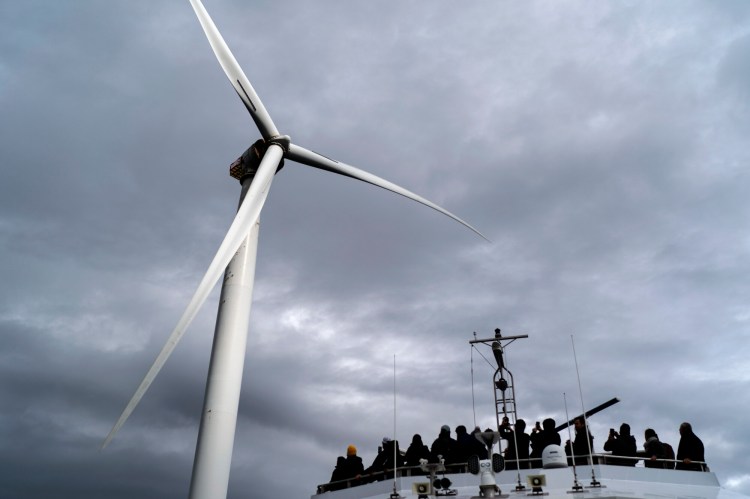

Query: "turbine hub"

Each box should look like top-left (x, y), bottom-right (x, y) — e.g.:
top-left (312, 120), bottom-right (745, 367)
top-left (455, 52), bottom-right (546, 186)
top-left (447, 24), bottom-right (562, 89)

top-left (268, 134), bottom-right (291, 152)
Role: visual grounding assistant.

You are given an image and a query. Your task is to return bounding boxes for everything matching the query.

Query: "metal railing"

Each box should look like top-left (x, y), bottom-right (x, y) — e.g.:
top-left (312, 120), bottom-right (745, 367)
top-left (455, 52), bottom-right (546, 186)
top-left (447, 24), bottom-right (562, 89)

top-left (604, 453), bottom-right (708, 471)
top-left (316, 454), bottom-right (709, 494)
top-left (316, 463), bottom-right (467, 494)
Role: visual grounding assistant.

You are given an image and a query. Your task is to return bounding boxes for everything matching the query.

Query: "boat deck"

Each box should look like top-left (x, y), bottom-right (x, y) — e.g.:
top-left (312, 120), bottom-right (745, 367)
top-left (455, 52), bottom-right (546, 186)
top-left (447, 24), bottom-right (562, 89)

top-left (312, 462), bottom-right (742, 499)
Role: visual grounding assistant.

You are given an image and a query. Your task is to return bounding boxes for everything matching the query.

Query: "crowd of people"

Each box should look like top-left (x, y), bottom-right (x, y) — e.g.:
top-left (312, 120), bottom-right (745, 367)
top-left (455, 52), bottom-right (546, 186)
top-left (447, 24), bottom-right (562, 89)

top-left (566, 419), bottom-right (705, 470)
top-left (327, 419), bottom-right (706, 488)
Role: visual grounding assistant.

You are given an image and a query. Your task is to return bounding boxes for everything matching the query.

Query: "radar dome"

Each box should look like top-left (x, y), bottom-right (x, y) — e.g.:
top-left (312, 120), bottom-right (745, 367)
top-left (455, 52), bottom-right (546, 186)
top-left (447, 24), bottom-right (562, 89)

top-left (542, 445), bottom-right (568, 469)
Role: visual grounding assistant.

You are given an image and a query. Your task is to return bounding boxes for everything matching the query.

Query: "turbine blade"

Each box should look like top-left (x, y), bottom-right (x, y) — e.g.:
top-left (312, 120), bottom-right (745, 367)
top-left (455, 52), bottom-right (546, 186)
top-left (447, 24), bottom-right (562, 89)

top-left (102, 145), bottom-right (284, 449)
top-left (286, 143), bottom-right (488, 241)
top-left (188, 0), bottom-right (279, 140)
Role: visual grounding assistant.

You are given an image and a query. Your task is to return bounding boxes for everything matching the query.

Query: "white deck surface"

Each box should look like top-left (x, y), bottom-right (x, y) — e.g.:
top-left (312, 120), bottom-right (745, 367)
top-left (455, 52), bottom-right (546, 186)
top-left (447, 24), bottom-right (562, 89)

top-left (312, 464), bottom-right (746, 499)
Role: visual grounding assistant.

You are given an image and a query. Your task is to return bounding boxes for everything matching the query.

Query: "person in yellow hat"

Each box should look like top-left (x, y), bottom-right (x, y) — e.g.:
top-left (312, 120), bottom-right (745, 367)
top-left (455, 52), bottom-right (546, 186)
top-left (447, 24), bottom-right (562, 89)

top-left (342, 444), bottom-right (364, 483)
top-left (329, 444), bottom-right (364, 491)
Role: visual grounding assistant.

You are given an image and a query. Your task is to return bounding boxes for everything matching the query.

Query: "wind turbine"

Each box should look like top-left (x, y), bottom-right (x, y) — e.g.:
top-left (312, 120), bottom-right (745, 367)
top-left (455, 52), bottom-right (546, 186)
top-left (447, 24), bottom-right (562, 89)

top-left (103, 0), bottom-right (485, 498)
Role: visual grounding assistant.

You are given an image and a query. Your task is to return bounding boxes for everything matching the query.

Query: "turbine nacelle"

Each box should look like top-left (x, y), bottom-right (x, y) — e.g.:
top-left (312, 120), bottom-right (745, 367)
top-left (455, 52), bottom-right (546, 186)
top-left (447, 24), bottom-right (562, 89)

top-left (229, 136), bottom-right (291, 181)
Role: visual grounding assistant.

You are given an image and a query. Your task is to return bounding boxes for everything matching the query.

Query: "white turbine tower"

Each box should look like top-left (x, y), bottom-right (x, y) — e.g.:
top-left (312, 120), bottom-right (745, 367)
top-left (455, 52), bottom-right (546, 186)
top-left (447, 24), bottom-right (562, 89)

top-left (103, 1), bottom-right (486, 498)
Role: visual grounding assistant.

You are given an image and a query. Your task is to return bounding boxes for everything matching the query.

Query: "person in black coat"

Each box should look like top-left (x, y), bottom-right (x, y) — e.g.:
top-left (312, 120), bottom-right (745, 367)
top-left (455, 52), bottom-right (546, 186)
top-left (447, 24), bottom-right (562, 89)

top-left (566, 417), bottom-right (594, 465)
top-left (603, 423), bottom-right (637, 466)
top-left (367, 438), bottom-right (405, 480)
top-left (430, 425), bottom-right (456, 464)
top-left (530, 418), bottom-right (561, 467)
top-left (453, 425), bottom-right (476, 469)
top-left (642, 428), bottom-right (666, 468)
top-left (502, 419), bottom-right (531, 469)
top-left (331, 445), bottom-right (364, 489)
top-left (405, 434), bottom-right (431, 470)
top-left (344, 445), bottom-right (365, 475)
top-left (329, 456), bottom-right (348, 490)
top-left (676, 422), bottom-right (705, 471)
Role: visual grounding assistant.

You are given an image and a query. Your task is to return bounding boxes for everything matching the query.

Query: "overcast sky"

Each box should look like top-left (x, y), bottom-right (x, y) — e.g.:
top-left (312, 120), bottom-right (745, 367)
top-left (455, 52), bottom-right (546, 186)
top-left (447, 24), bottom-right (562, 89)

top-left (2, 1), bottom-right (750, 498)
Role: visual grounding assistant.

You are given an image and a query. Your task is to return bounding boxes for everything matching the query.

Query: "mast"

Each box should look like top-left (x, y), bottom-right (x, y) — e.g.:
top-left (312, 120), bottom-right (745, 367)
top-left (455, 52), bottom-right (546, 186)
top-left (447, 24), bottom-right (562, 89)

top-left (469, 328), bottom-right (528, 430)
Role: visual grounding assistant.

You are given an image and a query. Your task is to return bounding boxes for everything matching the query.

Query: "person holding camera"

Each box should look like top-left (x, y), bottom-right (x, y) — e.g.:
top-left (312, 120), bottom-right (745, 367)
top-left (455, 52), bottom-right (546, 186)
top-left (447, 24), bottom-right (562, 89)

top-left (530, 418), bottom-right (561, 467)
top-left (603, 423), bottom-right (637, 466)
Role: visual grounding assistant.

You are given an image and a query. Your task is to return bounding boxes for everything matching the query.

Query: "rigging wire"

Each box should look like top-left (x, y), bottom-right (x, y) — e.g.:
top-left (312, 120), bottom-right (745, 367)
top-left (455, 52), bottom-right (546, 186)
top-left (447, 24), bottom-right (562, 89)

top-left (571, 335), bottom-right (600, 486)
top-left (392, 354), bottom-right (400, 497)
top-left (473, 344), bottom-right (496, 370)
top-left (470, 342), bottom-right (502, 429)
top-left (564, 392), bottom-right (582, 490)
top-left (471, 344), bottom-right (477, 428)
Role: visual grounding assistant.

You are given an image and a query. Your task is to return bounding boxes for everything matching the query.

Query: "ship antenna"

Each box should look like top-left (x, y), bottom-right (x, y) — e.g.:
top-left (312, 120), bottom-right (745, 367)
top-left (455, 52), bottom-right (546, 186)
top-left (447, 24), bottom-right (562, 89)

top-left (571, 335), bottom-right (601, 488)
top-left (564, 392), bottom-right (584, 492)
top-left (390, 354), bottom-right (402, 499)
top-left (471, 333), bottom-right (477, 428)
